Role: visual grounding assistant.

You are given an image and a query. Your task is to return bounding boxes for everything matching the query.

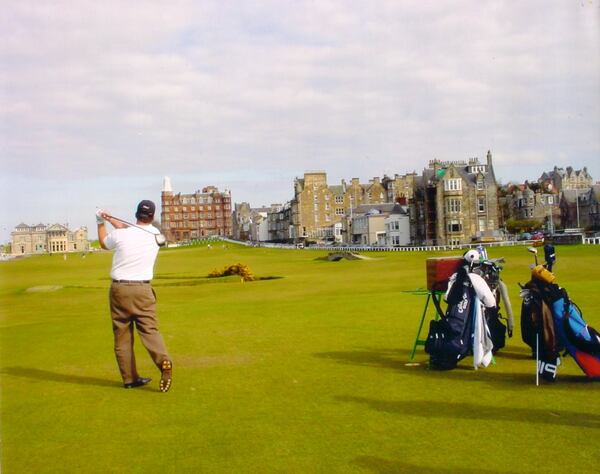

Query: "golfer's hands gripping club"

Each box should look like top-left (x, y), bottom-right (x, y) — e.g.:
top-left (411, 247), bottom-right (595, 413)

top-left (96, 208), bottom-right (108, 225)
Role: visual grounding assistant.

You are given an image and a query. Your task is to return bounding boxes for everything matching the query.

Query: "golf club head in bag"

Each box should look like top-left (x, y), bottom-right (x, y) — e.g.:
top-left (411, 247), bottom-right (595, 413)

top-left (527, 247), bottom-right (538, 265)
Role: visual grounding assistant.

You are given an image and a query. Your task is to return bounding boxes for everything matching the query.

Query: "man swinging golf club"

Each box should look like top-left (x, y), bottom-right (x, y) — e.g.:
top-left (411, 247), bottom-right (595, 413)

top-left (96, 200), bottom-right (172, 392)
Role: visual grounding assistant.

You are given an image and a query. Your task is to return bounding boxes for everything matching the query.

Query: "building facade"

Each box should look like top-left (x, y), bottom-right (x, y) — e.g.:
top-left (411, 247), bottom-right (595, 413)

top-left (160, 176), bottom-right (232, 242)
top-left (416, 151), bottom-right (501, 245)
top-left (559, 185), bottom-right (600, 230)
top-left (267, 203), bottom-right (293, 241)
top-left (504, 183), bottom-right (561, 232)
top-left (11, 223), bottom-right (89, 255)
top-left (232, 202), bottom-right (271, 241)
top-left (290, 172), bottom-right (392, 243)
top-left (539, 166), bottom-right (593, 192)
top-left (350, 203), bottom-right (410, 246)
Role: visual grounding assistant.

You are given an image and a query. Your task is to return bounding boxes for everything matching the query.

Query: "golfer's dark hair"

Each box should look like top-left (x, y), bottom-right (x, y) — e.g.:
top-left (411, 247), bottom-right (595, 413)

top-left (137, 214), bottom-right (154, 224)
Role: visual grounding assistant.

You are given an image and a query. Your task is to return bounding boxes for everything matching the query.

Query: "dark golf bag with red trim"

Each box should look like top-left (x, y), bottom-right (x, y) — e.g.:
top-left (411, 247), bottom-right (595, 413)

top-left (425, 266), bottom-right (475, 370)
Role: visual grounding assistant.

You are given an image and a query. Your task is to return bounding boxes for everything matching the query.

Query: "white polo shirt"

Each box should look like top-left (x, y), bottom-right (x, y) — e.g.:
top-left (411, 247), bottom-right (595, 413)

top-left (104, 225), bottom-right (160, 281)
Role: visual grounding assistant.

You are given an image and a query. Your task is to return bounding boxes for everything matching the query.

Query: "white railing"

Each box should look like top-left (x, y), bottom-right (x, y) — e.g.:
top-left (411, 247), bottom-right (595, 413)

top-left (304, 240), bottom-right (530, 253)
top-left (201, 235), bottom-right (600, 250)
top-left (219, 237), bottom-right (540, 253)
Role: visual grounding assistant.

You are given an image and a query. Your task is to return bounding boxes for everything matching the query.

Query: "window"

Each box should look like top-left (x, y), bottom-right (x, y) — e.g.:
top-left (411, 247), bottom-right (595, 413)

top-left (314, 203), bottom-right (319, 211)
top-left (547, 196), bottom-right (554, 205)
top-left (447, 220), bottom-right (462, 233)
top-left (335, 196), bottom-right (343, 204)
top-left (477, 180), bottom-right (485, 190)
top-left (325, 203), bottom-right (330, 210)
top-left (478, 197), bottom-right (486, 212)
top-left (444, 179), bottom-right (462, 191)
top-left (479, 218), bottom-right (486, 232)
top-left (335, 208), bottom-right (345, 215)
top-left (446, 198), bottom-right (461, 213)
top-left (325, 195), bottom-right (330, 201)
top-left (449, 238), bottom-right (461, 246)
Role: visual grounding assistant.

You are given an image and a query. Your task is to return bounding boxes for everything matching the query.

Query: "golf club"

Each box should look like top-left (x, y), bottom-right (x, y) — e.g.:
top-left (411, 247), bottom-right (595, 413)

top-left (527, 246), bottom-right (538, 265)
top-left (536, 333), bottom-right (539, 386)
top-left (104, 213), bottom-right (167, 247)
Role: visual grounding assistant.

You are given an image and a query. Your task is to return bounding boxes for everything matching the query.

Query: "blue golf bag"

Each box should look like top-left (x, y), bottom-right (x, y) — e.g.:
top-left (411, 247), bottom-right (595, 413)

top-left (521, 277), bottom-right (600, 380)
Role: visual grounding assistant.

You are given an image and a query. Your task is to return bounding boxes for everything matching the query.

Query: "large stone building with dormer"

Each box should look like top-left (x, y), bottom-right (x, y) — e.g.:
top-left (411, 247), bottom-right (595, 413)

top-left (10, 223), bottom-right (89, 256)
top-left (539, 166), bottom-right (593, 193)
top-left (414, 151), bottom-right (501, 245)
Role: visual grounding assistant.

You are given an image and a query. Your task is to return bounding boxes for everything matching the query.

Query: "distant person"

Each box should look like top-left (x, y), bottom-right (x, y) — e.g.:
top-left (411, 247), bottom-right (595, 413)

top-left (544, 241), bottom-right (556, 272)
top-left (96, 200), bottom-right (172, 392)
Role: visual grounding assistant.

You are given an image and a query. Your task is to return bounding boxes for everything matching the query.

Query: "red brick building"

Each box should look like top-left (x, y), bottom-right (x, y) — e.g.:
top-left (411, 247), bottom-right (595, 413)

top-left (161, 177), bottom-right (232, 242)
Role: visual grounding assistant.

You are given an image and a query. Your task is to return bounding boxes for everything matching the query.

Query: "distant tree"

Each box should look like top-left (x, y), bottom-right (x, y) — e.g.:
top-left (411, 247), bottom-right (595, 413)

top-left (506, 218), bottom-right (542, 234)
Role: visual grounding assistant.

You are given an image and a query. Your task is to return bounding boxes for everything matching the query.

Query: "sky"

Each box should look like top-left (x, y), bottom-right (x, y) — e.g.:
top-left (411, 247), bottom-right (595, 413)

top-left (1, 1), bottom-right (599, 243)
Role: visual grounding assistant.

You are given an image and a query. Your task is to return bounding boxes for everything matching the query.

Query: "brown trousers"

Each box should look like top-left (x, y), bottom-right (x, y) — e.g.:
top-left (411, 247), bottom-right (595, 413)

top-left (109, 282), bottom-right (170, 384)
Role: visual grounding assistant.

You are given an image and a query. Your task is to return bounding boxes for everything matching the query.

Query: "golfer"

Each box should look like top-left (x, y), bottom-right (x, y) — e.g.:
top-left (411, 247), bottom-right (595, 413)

top-left (96, 200), bottom-right (172, 392)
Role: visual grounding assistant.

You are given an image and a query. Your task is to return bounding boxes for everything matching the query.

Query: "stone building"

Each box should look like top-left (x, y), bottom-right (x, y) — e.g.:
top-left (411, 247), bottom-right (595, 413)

top-left (415, 151), bottom-right (501, 245)
top-left (539, 166), bottom-right (593, 192)
top-left (504, 183), bottom-right (561, 232)
top-left (160, 176), bottom-right (232, 242)
top-left (267, 203), bottom-right (293, 241)
top-left (290, 172), bottom-right (391, 243)
top-left (249, 211), bottom-right (270, 242)
top-left (232, 202), bottom-right (270, 241)
top-left (11, 223), bottom-right (89, 256)
top-left (232, 202), bottom-right (252, 241)
top-left (382, 172), bottom-right (418, 203)
top-left (560, 185), bottom-right (600, 230)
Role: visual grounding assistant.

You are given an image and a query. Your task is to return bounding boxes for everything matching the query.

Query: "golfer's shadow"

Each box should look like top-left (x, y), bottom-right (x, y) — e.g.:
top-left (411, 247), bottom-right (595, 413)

top-left (2, 366), bottom-right (122, 388)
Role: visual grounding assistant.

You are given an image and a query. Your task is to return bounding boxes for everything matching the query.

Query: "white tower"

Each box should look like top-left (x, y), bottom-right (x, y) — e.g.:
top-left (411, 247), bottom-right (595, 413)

top-left (162, 176), bottom-right (172, 193)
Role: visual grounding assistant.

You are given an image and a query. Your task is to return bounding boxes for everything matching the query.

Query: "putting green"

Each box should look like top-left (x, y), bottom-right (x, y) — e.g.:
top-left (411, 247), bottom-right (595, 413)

top-left (1, 243), bottom-right (599, 473)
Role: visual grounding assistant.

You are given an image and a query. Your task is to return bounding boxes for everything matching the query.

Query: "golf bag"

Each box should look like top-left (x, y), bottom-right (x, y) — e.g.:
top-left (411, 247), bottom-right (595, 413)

top-left (519, 280), bottom-right (561, 381)
top-left (520, 269), bottom-right (600, 380)
top-left (471, 259), bottom-right (514, 353)
top-left (425, 265), bottom-right (494, 370)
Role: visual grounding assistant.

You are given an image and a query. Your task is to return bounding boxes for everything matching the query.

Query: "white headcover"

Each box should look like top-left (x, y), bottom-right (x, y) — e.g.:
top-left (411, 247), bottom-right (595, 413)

top-left (464, 249), bottom-right (480, 264)
top-left (467, 272), bottom-right (496, 308)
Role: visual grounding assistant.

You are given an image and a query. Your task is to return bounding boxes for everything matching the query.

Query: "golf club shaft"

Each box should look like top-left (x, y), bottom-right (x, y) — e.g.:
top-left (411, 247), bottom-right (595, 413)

top-left (536, 333), bottom-right (539, 386)
top-left (105, 214), bottom-right (155, 235)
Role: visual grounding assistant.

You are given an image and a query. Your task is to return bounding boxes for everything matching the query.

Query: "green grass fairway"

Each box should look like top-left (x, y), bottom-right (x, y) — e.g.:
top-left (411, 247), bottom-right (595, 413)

top-left (1, 243), bottom-right (600, 473)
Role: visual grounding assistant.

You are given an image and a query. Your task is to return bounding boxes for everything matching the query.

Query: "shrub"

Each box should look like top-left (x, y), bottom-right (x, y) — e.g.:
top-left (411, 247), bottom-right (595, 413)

top-left (208, 263), bottom-right (255, 282)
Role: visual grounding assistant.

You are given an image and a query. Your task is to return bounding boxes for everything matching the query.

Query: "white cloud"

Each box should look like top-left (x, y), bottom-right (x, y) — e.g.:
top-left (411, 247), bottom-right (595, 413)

top-left (1, 0), bottom-right (599, 241)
